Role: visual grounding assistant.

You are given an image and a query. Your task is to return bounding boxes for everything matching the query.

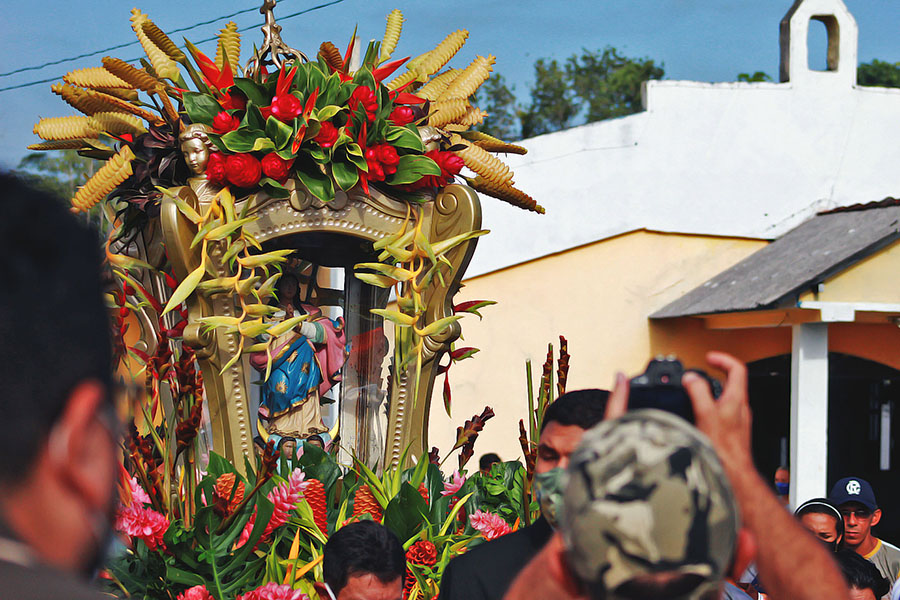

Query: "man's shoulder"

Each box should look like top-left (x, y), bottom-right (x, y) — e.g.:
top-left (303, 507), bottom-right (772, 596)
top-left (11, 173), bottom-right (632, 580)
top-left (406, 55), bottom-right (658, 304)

top-left (877, 539), bottom-right (900, 560)
top-left (0, 560), bottom-right (107, 600)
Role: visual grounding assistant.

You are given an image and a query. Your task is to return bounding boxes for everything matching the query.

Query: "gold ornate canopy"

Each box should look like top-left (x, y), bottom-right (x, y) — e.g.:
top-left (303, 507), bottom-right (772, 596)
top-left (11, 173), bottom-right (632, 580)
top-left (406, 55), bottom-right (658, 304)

top-left (160, 180), bottom-right (481, 469)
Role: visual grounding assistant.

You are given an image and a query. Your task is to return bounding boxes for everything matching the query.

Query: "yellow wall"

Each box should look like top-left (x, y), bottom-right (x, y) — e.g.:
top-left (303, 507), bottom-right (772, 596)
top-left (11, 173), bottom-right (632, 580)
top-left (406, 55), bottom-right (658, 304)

top-left (427, 230), bottom-right (768, 463)
top-left (799, 239), bottom-right (900, 305)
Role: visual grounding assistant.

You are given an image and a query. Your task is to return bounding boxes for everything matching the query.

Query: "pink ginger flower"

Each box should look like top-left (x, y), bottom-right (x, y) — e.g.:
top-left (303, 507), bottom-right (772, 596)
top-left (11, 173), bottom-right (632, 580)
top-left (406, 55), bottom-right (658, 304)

top-left (237, 469), bottom-right (308, 548)
top-left (177, 585), bottom-right (216, 600)
top-left (115, 504), bottom-right (169, 550)
top-left (128, 476), bottom-right (152, 506)
top-left (236, 583), bottom-right (309, 600)
top-left (441, 470), bottom-right (466, 497)
top-left (469, 509), bottom-right (512, 541)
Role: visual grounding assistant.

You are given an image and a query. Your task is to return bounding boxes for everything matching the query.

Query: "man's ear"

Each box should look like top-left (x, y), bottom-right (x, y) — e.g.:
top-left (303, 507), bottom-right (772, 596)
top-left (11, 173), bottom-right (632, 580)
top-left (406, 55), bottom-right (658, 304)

top-left (730, 527), bottom-right (757, 580)
top-left (48, 380), bottom-right (115, 510)
top-left (871, 509), bottom-right (882, 527)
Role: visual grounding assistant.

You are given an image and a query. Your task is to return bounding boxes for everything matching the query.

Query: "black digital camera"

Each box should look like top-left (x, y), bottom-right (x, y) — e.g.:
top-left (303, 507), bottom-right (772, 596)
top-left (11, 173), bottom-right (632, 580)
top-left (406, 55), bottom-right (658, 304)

top-left (628, 356), bottom-right (722, 423)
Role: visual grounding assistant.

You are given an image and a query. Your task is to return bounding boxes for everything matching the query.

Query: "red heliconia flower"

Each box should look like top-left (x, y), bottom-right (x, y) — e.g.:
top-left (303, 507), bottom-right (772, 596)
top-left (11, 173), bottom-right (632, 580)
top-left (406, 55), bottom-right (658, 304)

top-left (225, 153), bottom-right (262, 188)
top-left (261, 153), bottom-right (295, 183)
top-left (389, 105), bottom-right (415, 126)
top-left (314, 121), bottom-right (339, 148)
top-left (349, 86), bottom-right (378, 121)
top-left (406, 540), bottom-right (438, 566)
top-left (178, 585), bottom-right (216, 600)
top-left (270, 93), bottom-right (304, 123)
top-left (205, 152), bottom-right (228, 186)
top-left (115, 504), bottom-right (170, 551)
top-left (220, 88), bottom-right (247, 111)
top-left (236, 583), bottom-right (309, 600)
top-left (212, 111), bottom-right (240, 134)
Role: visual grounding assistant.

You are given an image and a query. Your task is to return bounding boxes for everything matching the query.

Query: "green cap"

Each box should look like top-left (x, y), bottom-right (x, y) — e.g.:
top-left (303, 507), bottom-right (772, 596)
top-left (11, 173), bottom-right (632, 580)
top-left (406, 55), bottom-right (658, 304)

top-left (561, 409), bottom-right (739, 600)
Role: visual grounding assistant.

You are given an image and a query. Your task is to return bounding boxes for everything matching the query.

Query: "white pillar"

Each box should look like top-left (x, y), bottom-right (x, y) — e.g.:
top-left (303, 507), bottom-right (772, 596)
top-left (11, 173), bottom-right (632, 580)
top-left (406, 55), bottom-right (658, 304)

top-left (789, 323), bottom-right (829, 509)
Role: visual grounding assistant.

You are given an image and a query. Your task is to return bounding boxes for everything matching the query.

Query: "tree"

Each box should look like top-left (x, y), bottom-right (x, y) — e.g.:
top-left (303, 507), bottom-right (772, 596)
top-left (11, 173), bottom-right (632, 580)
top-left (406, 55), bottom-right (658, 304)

top-left (857, 59), bottom-right (900, 88)
top-left (15, 150), bottom-right (96, 200)
top-left (566, 47), bottom-right (664, 123)
top-left (520, 58), bottom-right (581, 139)
top-left (737, 71), bottom-right (772, 82)
top-left (474, 73), bottom-right (518, 141)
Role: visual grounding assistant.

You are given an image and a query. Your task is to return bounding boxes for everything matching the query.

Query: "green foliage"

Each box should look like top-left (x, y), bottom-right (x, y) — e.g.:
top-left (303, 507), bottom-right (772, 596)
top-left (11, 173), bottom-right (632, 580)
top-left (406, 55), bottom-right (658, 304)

top-left (474, 73), bottom-right (519, 140)
top-left (857, 59), bottom-right (900, 88)
top-left (566, 46), bottom-right (664, 123)
top-left (520, 58), bottom-right (580, 138)
top-left (737, 71), bottom-right (773, 83)
top-left (14, 150), bottom-right (96, 201)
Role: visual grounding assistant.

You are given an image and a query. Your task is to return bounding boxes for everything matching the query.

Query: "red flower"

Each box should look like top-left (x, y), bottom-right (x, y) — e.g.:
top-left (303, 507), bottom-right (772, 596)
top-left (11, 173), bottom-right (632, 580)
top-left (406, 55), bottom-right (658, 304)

top-left (237, 469), bottom-right (308, 549)
top-left (236, 583), bottom-right (309, 600)
top-left (261, 153), bottom-right (295, 183)
top-left (115, 504), bottom-right (169, 551)
top-left (178, 585), bottom-right (216, 600)
top-left (406, 540), bottom-right (438, 566)
top-left (206, 152), bottom-right (227, 186)
top-left (212, 111), bottom-right (240, 134)
top-left (314, 122), bottom-right (339, 148)
top-left (389, 105), bottom-right (415, 126)
top-left (349, 86), bottom-right (378, 121)
top-left (401, 150), bottom-right (463, 191)
top-left (270, 94), bottom-right (303, 122)
top-left (220, 88), bottom-right (247, 111)
top-left (365, 143), bottom-right (400, 182)
top-left (225, 153), bottom-right (262, 188)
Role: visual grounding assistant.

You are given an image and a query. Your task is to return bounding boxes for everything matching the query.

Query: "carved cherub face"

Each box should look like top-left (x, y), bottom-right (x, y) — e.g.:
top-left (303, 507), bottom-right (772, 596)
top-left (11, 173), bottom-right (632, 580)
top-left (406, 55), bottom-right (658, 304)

top-left (181, 138), bottom-right (209, 175)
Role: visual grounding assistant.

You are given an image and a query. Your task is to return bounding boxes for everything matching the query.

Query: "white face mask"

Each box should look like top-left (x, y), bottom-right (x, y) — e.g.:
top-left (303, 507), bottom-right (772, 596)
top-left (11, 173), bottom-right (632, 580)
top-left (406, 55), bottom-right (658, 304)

top-left (322, 582), bottom-right (338, 600)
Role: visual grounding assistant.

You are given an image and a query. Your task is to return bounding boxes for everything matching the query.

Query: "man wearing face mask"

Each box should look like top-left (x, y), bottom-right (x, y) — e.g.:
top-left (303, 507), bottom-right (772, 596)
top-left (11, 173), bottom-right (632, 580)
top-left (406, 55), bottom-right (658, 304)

top-left (439, 389), bottom-right (609, 600)
top-left (313, 520), bottom-right (405, 600)
top-left (0, 174), bottom-right (119, 599)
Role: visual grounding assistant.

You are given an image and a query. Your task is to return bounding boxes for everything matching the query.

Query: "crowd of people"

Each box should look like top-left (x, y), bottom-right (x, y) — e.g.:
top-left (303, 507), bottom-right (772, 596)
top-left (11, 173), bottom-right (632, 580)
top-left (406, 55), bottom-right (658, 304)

top-left (0, 171), bottom-right (897, 600)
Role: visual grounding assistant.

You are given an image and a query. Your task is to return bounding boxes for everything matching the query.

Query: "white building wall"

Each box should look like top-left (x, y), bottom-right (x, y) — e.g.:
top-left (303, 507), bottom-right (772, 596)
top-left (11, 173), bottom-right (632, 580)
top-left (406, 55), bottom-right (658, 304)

top-left (468, 0), bottom-right (900, 277)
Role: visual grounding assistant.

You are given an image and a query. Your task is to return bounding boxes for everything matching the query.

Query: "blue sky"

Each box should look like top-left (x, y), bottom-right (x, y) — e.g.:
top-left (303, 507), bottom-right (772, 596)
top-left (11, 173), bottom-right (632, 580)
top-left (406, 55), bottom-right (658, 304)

top-left (1, 0), bottom-right (898, 169)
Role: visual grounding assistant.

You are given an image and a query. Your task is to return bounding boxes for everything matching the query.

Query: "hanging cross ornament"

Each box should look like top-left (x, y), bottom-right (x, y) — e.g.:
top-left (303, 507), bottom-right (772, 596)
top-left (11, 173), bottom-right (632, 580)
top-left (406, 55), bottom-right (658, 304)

top-left (244, 0), bottom-right (308, 78)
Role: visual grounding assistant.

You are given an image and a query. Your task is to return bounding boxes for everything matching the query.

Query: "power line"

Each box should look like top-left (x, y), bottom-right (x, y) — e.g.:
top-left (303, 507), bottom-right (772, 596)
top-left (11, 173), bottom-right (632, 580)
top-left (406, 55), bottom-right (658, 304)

top-left (0, 0), bottom-right (346, 92)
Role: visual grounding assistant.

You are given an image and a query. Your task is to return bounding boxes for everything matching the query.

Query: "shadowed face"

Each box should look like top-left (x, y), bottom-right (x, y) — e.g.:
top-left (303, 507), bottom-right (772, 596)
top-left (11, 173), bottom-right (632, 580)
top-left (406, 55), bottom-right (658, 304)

top-left (536, 422), bottom-right (586, 474)
top-left (840, 502), bottom-right (881, 549)
top-left (799, 512), bottom-right (841, 545)
top-left (181, 138), bottom-right (209, 175)
top-left (337, 574), bottom-right (402, 600)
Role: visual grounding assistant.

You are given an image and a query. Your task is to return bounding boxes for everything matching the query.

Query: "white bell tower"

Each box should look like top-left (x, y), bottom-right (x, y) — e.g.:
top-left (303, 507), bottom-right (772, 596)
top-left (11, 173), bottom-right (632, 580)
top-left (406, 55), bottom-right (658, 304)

top-left (780, 0), bottom-right (858, 87)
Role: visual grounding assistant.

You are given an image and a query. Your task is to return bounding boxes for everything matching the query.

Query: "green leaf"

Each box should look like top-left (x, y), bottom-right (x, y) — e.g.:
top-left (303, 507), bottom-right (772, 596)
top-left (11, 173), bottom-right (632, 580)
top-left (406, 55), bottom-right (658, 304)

top-left (242, 103), bottom-right (266, 131)
top-left (331, 158), bottom-right (359, 191)
top-left (220, 127), bottom-right (267, 153)
top-left (265, 116), bottom-right (294, 151)
top-left (162, 263), bottom-right (204, 315)
top-left (183, 92), bottom-right (221, 125)
top-left (260, 177), bottom-right (291, 199)
top-left (386, 125), bottom-right (425, 152)
top-left (295, 161), bottom-right (334, 203)
top-left (315, 105), bottom-right (343, 121)
top-left (386, 155), bottom-right (441, 186)
top-left (382, 482), bottom-right (429, 543)
top-left (252, 137), bottom-right (276, 152)
top-left (233, 78), bottom-right (271, 107)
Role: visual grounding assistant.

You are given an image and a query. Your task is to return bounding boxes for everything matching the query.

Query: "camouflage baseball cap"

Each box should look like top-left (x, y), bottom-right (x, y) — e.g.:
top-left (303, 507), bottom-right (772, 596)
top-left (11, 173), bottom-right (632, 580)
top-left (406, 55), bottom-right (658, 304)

top-left (561, 409), bottom-right (739, 600)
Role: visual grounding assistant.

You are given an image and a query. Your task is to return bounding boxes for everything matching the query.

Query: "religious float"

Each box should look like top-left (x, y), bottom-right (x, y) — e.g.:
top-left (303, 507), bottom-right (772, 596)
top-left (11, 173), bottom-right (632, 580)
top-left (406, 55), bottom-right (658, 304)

top-left (28, 2), bottom-right (565, 598)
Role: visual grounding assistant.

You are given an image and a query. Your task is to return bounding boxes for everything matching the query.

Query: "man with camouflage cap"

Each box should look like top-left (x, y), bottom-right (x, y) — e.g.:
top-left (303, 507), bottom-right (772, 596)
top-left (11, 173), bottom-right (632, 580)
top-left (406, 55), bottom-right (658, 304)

top-left (562, 409), bottom-right (739, 599)
top-left (504, 352), bottom-right (849, 600)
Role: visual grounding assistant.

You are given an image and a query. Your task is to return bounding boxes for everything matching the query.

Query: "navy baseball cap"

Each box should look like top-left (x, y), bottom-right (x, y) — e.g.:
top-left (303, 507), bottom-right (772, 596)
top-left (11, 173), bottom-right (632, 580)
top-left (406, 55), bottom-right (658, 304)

top-left (829, 477), bottom-right (878, 511)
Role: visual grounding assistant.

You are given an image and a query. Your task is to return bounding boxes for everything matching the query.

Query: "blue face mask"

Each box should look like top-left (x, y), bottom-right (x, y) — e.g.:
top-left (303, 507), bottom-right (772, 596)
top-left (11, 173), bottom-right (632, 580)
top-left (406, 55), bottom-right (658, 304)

top-left (775, 482), bottom-right (790, 496)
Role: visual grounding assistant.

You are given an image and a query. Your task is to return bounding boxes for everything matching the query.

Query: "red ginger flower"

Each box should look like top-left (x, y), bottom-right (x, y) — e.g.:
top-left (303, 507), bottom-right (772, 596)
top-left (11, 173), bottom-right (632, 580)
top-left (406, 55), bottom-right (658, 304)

top-left (407, 540), bottom-right (437, 566)
top-left (364, 144), bottom-right (400, 182)
top-left (314, 122), bottom-right (339, 148)
top-left (178, 585), bottom-right (216, 600)
top-left (225, 153), bottom-right (262, 188)
top-left (212, 111), bottom-right (240, 134)
top-left (237, 469), bottom-right (308, 548)
top-left (115, 504), bottom-right (169, 551)
top-left (236, 583), bottom-right (309, 600)
top-left (304, 478), bottom-right (329, 534)
top-left (389, 105), bottom-right (415, 126)
top-left (269, 94), bottom-right (304, 123)
top-left (352, 484), bottom-right (383, 522)
top-left (349, 86), bottom-right (378, 121)
top-left (404, 149), bottom-right (464, 191)
top-left (469, 509), bottom-right (511, 541)
top-left (261, 153), bottom-right (295, 183)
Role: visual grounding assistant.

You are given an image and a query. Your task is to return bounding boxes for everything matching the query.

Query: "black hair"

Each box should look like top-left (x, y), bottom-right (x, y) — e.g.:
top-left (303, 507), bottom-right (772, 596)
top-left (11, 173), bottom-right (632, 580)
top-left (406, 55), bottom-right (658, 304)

top-left (479, 453), bottom-right (501, 471)
top-left (540, 389), bottom-right (609, 433)
top-left (0, 173), bottom-right (112, 483)
top-left (322, 520), bottom-right (405, 594)
top-left (835, 550), bottom-right (890, 598)
top-left (795, 498), bottom-right (844, 541)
